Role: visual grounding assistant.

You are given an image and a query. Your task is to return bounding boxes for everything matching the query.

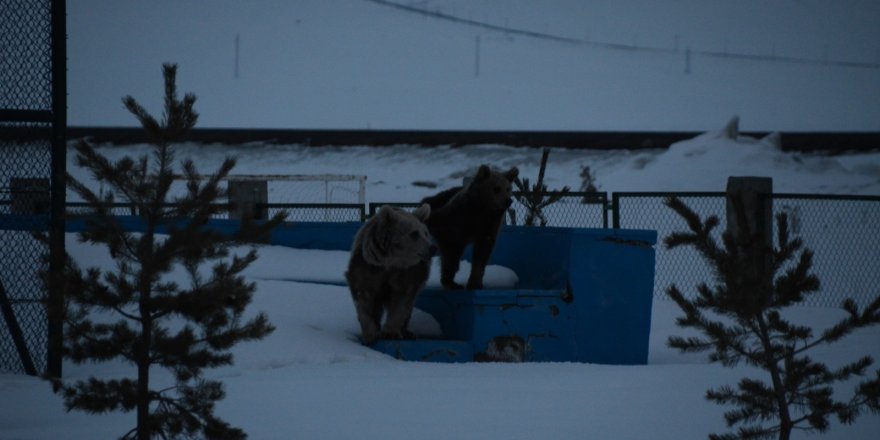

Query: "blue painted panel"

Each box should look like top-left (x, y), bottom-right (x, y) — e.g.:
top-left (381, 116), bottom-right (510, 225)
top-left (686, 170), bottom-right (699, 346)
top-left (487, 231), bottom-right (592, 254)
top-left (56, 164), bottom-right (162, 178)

top-left (269, 222), bottom-right (360, 251)
top-left (67, 216), bottom-right (361, 252)
top-left (569, 231), bottom-right (656, 365)
top-left (372, 339), bottom-right (473, 363)
top-left (416, 288), bottom-right (577, 362)
top-left (0, 214), bottom-right (50, 231)
top-left (416, 289), bottom-right (471, 340)
top-left (470, 292), bottom-right (577, 362)
top-left (489, 227), bottom-right (572, 290)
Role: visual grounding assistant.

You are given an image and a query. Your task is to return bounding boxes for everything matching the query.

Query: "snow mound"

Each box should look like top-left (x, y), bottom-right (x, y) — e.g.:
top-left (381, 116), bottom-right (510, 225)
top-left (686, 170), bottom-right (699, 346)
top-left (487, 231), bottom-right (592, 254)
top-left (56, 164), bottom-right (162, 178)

top-left (601, 116), bottom-right (864, 193)
top-left (426, 259), bottom-right (519, 288)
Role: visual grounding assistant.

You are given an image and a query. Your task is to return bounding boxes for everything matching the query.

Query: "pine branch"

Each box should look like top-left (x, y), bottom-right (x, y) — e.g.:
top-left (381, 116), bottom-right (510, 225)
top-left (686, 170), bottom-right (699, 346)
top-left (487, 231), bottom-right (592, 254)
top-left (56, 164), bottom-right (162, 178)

top-left (56, 378), bottom-right (140, 414)
top-left (792, 296), bottom-right (880, 356)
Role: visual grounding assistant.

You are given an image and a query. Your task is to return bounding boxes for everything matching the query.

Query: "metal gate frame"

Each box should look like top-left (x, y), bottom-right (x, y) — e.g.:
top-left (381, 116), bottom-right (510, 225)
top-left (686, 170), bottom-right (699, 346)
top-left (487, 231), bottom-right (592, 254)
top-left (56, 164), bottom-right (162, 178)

top-left (0, 0), bottom-right (66, 377)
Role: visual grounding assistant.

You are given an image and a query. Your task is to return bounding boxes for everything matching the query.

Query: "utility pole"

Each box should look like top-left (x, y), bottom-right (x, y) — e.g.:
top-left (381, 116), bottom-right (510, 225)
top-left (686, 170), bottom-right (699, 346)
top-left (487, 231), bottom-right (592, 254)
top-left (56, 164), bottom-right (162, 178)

top-left (234, 33), bottom-right (240, 79)
top-left (474, 35), bottom-right (481, 78)
top-left (685, 47), bottom-right (691, 74)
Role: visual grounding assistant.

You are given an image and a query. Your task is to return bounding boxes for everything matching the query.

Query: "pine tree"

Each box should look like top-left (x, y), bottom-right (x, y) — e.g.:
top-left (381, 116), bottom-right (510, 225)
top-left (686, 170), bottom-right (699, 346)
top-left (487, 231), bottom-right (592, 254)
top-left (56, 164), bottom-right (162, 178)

top-left (512, 148), bottom-right (570, 226)
top-left (53, 64), bottom-right (285, 439)
top-left (663, 196), bottom-right (880, 440)
top-left (578, 165), bottom-right (604, 205)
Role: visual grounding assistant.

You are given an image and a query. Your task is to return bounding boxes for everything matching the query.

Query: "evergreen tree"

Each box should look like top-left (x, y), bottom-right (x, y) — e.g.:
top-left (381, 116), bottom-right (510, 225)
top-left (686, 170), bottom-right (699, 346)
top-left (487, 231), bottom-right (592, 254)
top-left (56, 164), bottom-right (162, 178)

top-left (663, 196), bottom-right (880, 440)
top-left (578, 165), bottom-right (601, 204)
top-left (512, 148), bottom-right (570, 226)
top-left (53, 64), bottom-right (285, 439)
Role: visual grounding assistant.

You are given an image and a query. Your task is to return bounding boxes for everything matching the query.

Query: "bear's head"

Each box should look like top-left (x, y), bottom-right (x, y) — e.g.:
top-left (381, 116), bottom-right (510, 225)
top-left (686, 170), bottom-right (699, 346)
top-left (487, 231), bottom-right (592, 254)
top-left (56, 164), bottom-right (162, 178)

top-left (465, 165), bottom-right (519, 213)
top-left (362, 204), bottom-right (436, 269)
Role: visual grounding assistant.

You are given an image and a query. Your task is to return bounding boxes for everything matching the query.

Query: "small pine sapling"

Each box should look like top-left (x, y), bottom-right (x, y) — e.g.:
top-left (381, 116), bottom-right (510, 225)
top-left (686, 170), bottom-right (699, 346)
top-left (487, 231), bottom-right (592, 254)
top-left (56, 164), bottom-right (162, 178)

top-left (53, 64), bottom-right (286, 439)
top-left (578, 165), bottom-right (603, 204)
top-left (663, 196), bottom-right (880, 440)
top-left (512, 148), bottom-right (570, 226)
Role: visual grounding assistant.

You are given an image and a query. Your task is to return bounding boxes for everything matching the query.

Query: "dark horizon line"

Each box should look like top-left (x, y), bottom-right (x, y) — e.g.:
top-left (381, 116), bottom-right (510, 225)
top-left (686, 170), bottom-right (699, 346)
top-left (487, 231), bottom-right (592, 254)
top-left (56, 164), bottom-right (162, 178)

top-left (2, 125), bottom-right (878, 152)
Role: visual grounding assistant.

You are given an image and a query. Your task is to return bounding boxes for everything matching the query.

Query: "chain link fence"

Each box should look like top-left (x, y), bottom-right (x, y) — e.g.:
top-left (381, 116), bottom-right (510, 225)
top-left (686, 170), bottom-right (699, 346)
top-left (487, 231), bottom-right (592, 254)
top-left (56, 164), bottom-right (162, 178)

top-left (266, 203), bottom-right (364, 222)
top-left (368, 192), bottom-right (608, 228)
top-left (1, 0), bottom-right (65, 376)
top-left (0, 3), bottom-right (53, 110)
top-left (66, 202), bottom-right (234, 219)
top-left (613, 192), bottom-right (880, 308)
top-left (0, 125), bottom-right (52, 376)
top-left (772, 194), bottom-right (880, 307)
top-left (612, 193), bottom-right (727, 305)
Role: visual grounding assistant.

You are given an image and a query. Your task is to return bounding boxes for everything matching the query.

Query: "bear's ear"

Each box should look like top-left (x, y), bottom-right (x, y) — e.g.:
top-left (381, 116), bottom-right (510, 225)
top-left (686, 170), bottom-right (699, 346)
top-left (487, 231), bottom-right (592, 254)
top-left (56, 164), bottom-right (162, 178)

top-left (504, 167), bottom-right (519, 181)
top-left (413, 203), bottom-right (431, 222)
top-left (375, 205), bottom-right (397, 225)
top-left (474, 164), bottom-right (491, 181)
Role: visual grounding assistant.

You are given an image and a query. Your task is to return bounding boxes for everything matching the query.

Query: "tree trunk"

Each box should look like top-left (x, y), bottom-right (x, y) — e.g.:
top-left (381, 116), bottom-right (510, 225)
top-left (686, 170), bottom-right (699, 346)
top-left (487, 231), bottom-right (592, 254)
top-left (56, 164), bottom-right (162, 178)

top-left (137, 229), bottom-right (155, 439)
top-left (137, 356), bottom-right (151, 439)
top-left (755, 313), bottom-right (792, 440)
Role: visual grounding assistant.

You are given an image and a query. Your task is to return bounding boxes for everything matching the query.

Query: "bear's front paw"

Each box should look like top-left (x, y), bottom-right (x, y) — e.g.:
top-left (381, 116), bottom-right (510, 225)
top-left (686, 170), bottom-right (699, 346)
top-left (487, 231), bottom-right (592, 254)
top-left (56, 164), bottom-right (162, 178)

top-left (380, 329), bottom-right (415, 340)
top-left (465, 280), bottom-right (484, 290)
top-left (361, 331), bottom-right (380, 346)
top-left (442, 280), bottom-right (465, 290)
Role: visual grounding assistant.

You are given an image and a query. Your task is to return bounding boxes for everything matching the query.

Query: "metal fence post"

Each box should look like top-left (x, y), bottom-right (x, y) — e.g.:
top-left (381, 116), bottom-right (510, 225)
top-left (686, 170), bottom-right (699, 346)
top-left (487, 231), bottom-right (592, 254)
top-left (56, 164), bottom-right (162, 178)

top-left (47, 0), bottom-right (68, 379)
top-left (611, 193), bottom-right (621, 229)
top-left (228, 179), bottom-right (268, 220)
top-left (726, 177), bottom-right (773, 244)
top-left (726, 177), bottom-right (773, 297)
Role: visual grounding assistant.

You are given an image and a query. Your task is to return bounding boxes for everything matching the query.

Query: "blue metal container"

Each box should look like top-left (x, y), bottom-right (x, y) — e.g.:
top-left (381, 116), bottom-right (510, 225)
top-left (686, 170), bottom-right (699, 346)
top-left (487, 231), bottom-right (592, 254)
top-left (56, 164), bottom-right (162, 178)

top-left (409, 227), bottom-right (657, 365)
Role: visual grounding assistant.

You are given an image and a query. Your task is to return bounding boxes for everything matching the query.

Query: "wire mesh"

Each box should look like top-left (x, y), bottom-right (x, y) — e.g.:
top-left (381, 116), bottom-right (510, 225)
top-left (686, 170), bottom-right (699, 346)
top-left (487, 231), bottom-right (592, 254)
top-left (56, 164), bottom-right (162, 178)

top-left (613, 193), bottom-right (726, 305)
top-left (1, 0), bottom-right (57, 375)
top-left (66, 202), bottom-right (232, 219)
top-left (772, 194), bottom-right (880, 308)
top-left (369, 193), bottom-right (607, 228)
top-left (0, 1), bottom-right (52, 111)
top-left (368, 202), bottom-right (420, 217)
top-left (266, 203), bottom-right (364, 222)
top-left (509, 192), bottom-right (607, 228)
top-left (0, 124), bottom-right (52, 374)
top-left (614, 192), bottom-right (880, 308)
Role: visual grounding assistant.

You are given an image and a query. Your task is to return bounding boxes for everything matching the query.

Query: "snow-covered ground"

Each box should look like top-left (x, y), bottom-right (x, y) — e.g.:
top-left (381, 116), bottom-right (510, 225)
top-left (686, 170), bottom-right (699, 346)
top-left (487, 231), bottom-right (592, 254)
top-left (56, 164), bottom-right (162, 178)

top-left (1, 120), bottom-right (878, 439)
top-left (0, 224), bottom-right (878, 439)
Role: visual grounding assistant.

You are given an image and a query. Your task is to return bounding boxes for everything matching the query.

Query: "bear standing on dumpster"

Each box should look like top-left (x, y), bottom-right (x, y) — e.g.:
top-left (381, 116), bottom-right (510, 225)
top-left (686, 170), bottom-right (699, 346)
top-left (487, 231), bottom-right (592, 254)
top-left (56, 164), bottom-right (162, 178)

top-left (345, 204), bottom-right (436, 344)
top-left (421, 164), bottom-right (519, 290)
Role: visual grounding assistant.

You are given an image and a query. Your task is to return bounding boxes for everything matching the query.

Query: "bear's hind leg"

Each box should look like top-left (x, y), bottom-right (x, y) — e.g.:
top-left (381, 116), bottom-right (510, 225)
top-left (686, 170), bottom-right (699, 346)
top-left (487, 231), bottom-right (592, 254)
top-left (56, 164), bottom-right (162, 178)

top-left (351, 289), bottom-right (383, 344)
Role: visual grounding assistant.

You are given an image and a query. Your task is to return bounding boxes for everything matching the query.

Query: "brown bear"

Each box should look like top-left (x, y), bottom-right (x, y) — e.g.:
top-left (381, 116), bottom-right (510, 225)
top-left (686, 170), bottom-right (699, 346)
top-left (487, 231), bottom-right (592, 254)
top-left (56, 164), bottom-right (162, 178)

top-left (345, 204), bottom-right (436, 345)
top-left (421, 164), bottom-right (519, 290)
